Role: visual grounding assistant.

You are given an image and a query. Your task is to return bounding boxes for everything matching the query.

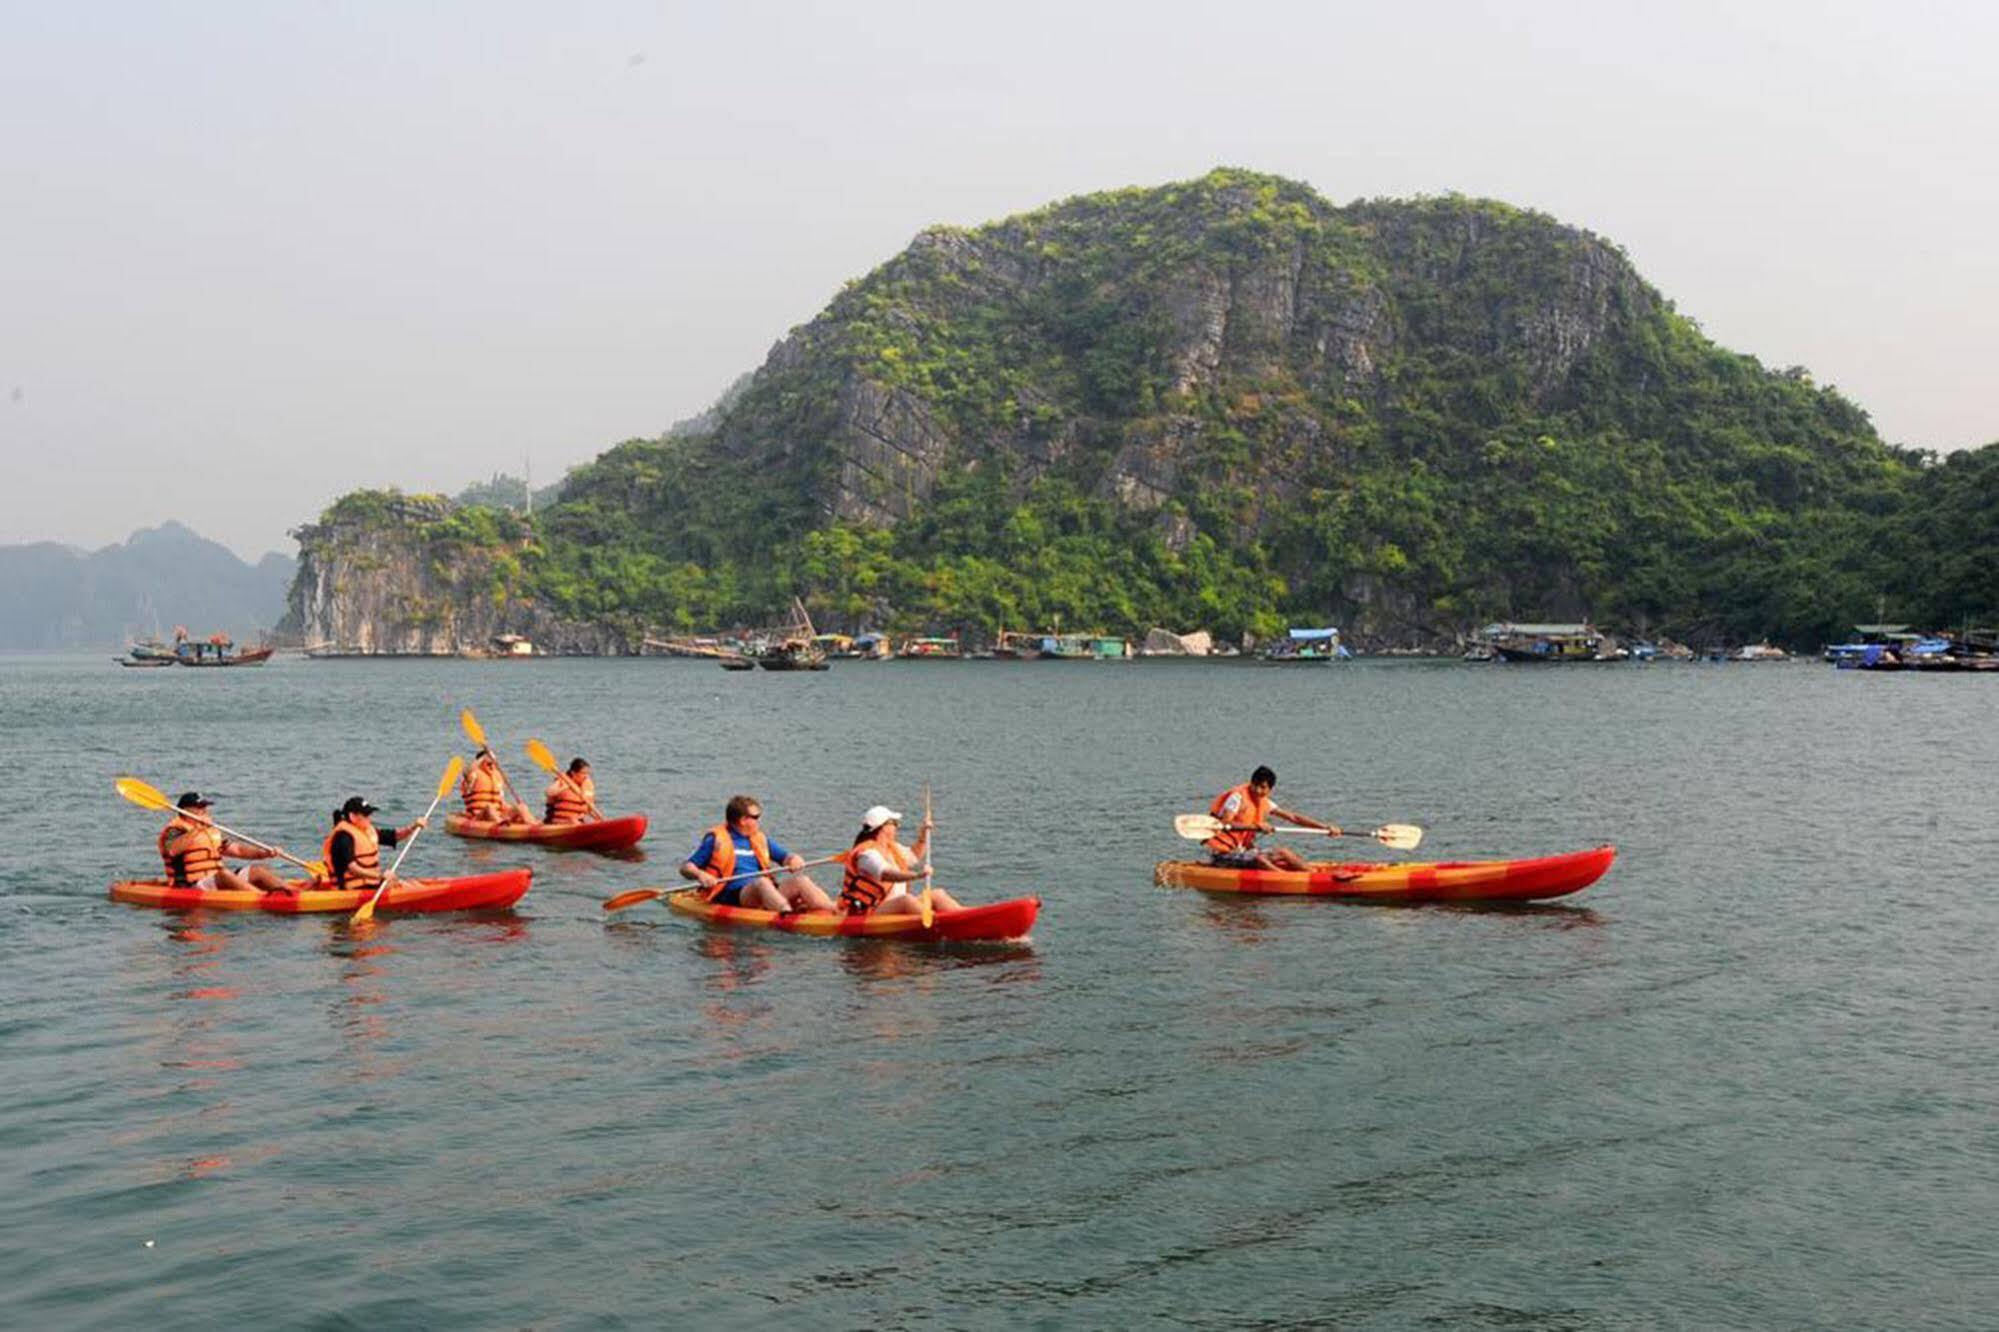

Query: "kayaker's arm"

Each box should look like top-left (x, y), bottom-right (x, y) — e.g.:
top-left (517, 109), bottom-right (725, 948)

top-left (679, 859), bottom-right (720, 890)
top-left (221, 840), bottom-right (278, 861)
top-left (1271, 806), bottom-right (1342, 838)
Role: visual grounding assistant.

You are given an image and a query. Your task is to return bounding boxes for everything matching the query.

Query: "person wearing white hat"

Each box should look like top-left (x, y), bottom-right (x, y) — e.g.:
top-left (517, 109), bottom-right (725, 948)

top-left (836, 804), bottom-right (960, 916)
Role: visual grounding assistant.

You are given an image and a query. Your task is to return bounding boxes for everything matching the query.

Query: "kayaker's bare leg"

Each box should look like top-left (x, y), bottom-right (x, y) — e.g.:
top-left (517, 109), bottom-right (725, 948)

top-left (779, 874), bottom-right (833, 912)
top-left (873, 888), bottom-right (962, 916)
top-left (738, 877), bottom-right (791, 912)
top-left (244, 864), bottom-right (293, 893)
top-left (1262, 847), bottom-right (1310, 871)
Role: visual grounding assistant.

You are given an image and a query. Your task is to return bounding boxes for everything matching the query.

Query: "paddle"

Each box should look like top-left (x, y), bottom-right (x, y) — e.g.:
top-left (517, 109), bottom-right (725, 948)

top-left (1173, 813), bottom-right (1424, 851)
top-left (602, 852), bottom-right (846, 913)
top-left (459, 708), bottom-right (529, 813)
top-left (116, 776), bottom-right (322, 874)
top-left (918, 782), bottom-right (935, 928)
top-left (350, 756), bottom-right (463, 924)
top-left (524, 738), bottom-right (605, 820)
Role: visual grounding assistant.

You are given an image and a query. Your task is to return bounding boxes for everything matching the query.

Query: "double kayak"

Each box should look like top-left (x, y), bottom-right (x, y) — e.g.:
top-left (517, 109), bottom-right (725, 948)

top-left (1153, 845), bottom-right (1615, 904)
top-left (665, 889), bottom-right (1040, 941)
top-left (444, 813), bottom-right (648, 852)
top-left (109, 868), bottom-right (533, 914)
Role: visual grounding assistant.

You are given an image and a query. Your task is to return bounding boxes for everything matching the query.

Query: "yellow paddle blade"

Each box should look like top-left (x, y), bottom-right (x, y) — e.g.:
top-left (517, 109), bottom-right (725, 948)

top-left (307, 860), bottom-right (330, 880)
top-left (459, 708), bottom-right (488, 750)
top-left (603, 887), bottom-right (667, 912)
top-left (436, 755), bottom-right (466, 799)
top-left (116, 776), bottom-right (174, 812)
top-left (351, 893), bottom-right (379, 924)
top-left (524, 737), bottom-right (559, 773)
top-left (1375, 823), bottom-right (1424, 851)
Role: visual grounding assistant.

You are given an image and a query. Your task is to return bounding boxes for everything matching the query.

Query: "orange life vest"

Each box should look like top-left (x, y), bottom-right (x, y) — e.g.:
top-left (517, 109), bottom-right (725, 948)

top-left (702, 823), bottom-right (771, 899)
top-left (321, 817), bottom-right (382, 890)
top-left (1205, 783), bottom-right (1271, 853)
top-left (838, 833), bottom-right (911, 915)
top-left (159, 817), bottom-right (224, 886)
top-left (461, 763), bottom-right (505, 820)
top-left (544, 775), bottom-right (593, 823)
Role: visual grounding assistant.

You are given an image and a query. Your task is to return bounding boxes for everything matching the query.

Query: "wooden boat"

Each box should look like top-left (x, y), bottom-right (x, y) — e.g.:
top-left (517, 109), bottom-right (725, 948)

top-left (115, 656), bottom-right (176, 668)
top-left (109, 868), bottom-right (532, 913)
top-left (444, 813), bottom-right (649, 851)
top-left (898, 637), bottom-right (963, 659)
top-left (665, 889), bottom-right (1039, 941)
top-left (718, 655), bottom-right (756, 671)
top-left (1153, 845), bottom-right (1615, 904)
top-left (757, 639), bottom-right (829, 671)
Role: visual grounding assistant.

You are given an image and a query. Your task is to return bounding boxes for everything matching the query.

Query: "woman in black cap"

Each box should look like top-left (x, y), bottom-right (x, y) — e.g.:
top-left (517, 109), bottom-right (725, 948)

top-left (320, 796), bottom-right (428, 891)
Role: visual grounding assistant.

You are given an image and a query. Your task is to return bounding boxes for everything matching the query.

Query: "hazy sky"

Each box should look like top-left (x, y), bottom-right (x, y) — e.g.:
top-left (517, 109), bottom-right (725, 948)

top-left (4, 1), bottom-right (1993, 559)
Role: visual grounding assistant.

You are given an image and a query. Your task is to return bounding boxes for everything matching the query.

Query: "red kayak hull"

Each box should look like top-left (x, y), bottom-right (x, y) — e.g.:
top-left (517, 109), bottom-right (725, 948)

top-left (665, 889), bottom-right (1039, 941)
top-left (1153, 845), bottom-right (1615, 903)
top-left (445, 812), bottom-right (648, 851)
top-left (108, 868), bottom-right (532, 914)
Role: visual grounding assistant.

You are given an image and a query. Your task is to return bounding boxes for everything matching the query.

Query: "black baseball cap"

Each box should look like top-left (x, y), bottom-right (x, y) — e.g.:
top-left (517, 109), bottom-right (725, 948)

top-left (340, 796), bottom-right (379, 816)
top-left (176, 792), bottom-right (213, 809)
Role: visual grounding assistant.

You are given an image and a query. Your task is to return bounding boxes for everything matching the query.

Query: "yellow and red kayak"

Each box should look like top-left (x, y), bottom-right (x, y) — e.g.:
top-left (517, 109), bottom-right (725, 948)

top-left (1153, 845), bottom-right (1615, 904)
top-left (444, 813), bottom-right (648, 852)
top-left (665, 889), bottom-right (1040, 941)
top-left (108, 868), bottom-right (532, 914)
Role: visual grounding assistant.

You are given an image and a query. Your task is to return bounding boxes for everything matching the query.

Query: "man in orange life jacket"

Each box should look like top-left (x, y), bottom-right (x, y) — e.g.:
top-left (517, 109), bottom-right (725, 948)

top-left (460, 748), bottom-right (534, 824)
top-left (837, 805), bottom-right (961, 917)
top-left (158, 792), bottom-right (291, 893)
top-left (679, 794), bottom-right (833, 912)
top-left (543, 757), bottom-right (596, 824)
top-left (1204, 766), bottom-right (1339, 871)
top-left (321, 796), bottom-right (429, 891)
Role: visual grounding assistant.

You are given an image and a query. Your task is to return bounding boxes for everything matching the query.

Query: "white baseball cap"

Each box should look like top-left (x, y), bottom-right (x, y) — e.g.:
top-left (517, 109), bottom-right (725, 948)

top-left (862, 805), bottom-right (903, 830)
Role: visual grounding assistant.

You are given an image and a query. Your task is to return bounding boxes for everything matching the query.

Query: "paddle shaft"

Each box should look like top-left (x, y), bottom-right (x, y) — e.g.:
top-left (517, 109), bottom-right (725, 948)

top-left (697, 851), bottom-right (843, 899)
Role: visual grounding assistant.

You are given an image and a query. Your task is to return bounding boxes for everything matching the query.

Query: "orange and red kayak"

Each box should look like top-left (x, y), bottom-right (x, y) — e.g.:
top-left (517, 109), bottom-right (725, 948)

top-left (109, 868), bottom-right (532, 914)
top-left (444, 813), bottom-right (648, 852)
top-left (665, 889), bottom-right (1040, 941)
top-left (1153, 845), bottom-right (1615, 904)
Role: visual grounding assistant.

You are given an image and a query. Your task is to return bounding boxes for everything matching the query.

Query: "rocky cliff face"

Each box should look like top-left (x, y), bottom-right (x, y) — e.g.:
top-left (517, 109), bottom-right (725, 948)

top-left (714, 171), bottom-right (1656, 541)
top-left (285, 500), bottom-right (630, 655)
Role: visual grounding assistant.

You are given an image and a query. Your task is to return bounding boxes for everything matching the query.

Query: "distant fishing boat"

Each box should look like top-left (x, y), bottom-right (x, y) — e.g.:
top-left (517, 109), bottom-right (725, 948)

top-left (898, 636), bottom-right (963, 659)
top-left (1261, 627), bottom-right (1350, 662)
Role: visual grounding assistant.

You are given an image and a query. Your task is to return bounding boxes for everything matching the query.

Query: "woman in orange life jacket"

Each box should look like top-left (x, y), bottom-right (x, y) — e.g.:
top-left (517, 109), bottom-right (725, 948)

top-left (158, 791), bottom-right (292, 893)
top-left (460, 748), bottom-right (534, 824)
top-left (837, 805), bottom-right (962, 917)
top-left (1203, 765), bottom-right (1340, 871)
top-left (678, 794), bottom-right (834, 912)
top-left (542, 757), bottom-right (595, 824)
top-left (320, 796), bottom-right (429, 891)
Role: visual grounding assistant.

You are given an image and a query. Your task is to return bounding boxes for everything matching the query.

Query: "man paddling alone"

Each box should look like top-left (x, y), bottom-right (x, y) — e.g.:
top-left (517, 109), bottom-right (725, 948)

top-left (1204, 766), bottom-right (1340, 871)
top-left (159, 792), bottom-right (292, 894)
top-left (321, 796), bottom-right (429, 891)
top-left (680, 795), bottom-right (834, 913)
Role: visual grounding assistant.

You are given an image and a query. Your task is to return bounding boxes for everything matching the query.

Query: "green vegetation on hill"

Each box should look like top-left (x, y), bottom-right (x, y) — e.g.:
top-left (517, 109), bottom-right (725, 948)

top-left (295, 170), bottom-right (1999, 647)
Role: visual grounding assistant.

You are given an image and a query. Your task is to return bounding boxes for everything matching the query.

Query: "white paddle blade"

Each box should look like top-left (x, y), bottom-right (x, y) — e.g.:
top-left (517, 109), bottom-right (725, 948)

top-left (1174, 814), bottom-right (1223, 840)
top-left (1375, 823), bottom-right (1424, 851)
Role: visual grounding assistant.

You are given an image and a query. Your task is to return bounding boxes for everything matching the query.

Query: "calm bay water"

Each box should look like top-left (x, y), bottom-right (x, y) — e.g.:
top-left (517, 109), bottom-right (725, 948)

top-left (2, 654), bottom-right (1994, 1328)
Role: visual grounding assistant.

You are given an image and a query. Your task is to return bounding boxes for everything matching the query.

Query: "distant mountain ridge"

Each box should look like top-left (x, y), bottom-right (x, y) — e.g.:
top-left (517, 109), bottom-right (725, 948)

top-left (0, 522), bottom-right (295, 650)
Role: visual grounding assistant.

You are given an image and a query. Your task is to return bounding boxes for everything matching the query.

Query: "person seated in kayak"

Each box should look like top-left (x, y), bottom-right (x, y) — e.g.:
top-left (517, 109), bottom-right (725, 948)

top-left (679, 795), bottom-right (834, 913)
top-left (321, 796), bottom-right (429, 890)
top-left (542, 757), bottom-right (596, 824)
top-left (460, 748), bottom-right (534, 824)
top-left (837, 804), bottom-right (962, 917)
top-left (1205, 766), bottom-right (1340, 871)
top-left (158, 792), bottom-right (292, 894)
